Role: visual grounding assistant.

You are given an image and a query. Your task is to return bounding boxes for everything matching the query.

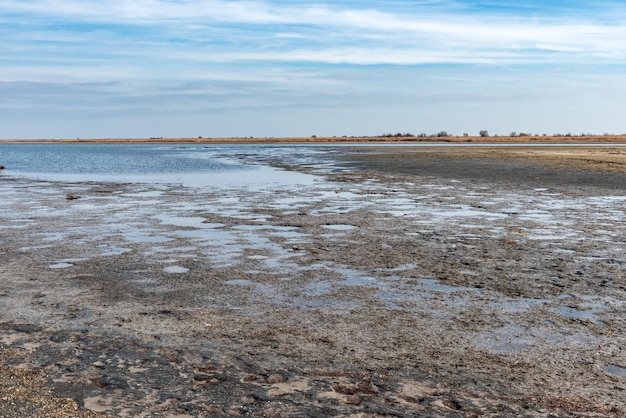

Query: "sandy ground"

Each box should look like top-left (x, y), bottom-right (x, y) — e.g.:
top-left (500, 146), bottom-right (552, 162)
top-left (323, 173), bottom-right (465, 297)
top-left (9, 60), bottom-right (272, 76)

top-left (1, 145), bottom-right (626, 417)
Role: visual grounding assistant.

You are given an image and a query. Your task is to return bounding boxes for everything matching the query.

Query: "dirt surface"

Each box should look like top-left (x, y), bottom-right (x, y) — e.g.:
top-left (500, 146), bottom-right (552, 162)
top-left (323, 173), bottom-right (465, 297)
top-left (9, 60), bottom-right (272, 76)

top-left (1, 145), bottom-right (626, 417)
top-left (344, 146), bottom-right (626, 188)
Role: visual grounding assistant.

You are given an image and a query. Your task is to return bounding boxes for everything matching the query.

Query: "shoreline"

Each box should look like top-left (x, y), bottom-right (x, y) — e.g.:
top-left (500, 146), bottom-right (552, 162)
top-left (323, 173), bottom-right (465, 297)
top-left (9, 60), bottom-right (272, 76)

top-left (4, 141), bottom-right (626, 178)
top-left (2, 134), bottom-right (626, 144)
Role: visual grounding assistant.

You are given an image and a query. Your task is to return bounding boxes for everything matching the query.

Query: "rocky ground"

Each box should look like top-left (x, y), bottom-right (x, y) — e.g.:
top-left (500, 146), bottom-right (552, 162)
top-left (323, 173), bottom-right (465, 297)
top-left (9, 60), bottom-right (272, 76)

top-left (1, 145), bottom-right (626, 417)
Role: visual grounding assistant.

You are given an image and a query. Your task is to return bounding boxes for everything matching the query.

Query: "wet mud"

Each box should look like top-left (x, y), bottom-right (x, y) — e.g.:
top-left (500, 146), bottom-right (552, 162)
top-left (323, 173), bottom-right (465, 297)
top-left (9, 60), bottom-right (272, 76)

top-left (1, 145), bottom-right (626, 417)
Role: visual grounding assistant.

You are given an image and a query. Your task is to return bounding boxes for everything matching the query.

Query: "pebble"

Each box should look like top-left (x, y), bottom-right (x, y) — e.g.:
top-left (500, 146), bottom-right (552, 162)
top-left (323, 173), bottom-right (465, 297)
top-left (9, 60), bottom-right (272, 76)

top-left (266, 374), bottom-right (286, 384)
top-left (98, 376), bottom-right (129, 390)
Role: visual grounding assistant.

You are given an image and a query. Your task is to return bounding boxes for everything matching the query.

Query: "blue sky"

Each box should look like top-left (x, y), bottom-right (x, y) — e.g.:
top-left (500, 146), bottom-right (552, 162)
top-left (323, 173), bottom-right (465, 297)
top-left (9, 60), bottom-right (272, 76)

top-left (1, 0), bottom-right (626, 138)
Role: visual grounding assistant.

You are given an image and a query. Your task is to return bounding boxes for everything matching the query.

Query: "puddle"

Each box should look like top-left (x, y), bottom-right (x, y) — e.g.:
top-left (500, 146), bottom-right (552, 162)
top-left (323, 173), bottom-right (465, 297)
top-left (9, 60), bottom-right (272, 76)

top-left (132, 278), bottom-right (159, 285)
top-left (303, 281), bottom-right (332, 296)
top-left (19, 245), bottom-right (53, 251)
top-left (490, 297), bottom-right (549, 314)
top-left (432, 206), bottom-right (508, 220)
top-left (174, 227), bottom-right (236, 245)
top-left (226, 279), bottom-right (255, 286)
top-left (317, 190), bottom-right (362, 200)
top-left (267, 229), bottom-right (307, 239)
top-left (99, 245), bottom-right (132, 256)
top-left (321, 224), bottom-right (357, 231)
top-left (49, 262), bottom-right (74, 269)
top-left (163, 266), bottom-right (189, 274)
top-left (123, 231), bottom-right (173, 243)
top-left (156, 215), bottom-right (207, 228)
top-left (517, 212), bottom-right (554, 222)
top-left (247, 255), bottom-right (268, 260)
top-left (553, 295), bottom-right (612, 324)
top-left (485, 341), bottom-right (531, 354)
top-left (315, 206), bottom-right (357, 214)
top-left (124, 191), bottom-right (165, 198)
top-left (526, 229), bottom-right (578, 241)
top-left (0, 222), bottom-right (38, 230)
top-left (474, 324), bottom-right (599, 355)
top-left (555, 306), bottom-right (600, 322)
top-left (233, 225), bottom-right (269, 231)
top-left (70, 203), bottom-right (100, 211)
top-left (36, 232), bottom-right (68, 242)
top-left (342, 275), bottom-right (375, 286)
top-left (601, 365), bottom-right (626, 378)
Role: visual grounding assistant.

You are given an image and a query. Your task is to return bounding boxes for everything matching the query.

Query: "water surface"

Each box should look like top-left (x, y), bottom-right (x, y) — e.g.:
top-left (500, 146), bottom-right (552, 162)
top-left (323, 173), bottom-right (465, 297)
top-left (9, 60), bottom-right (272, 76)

top-left (0, 143), bottom-right (318, 187)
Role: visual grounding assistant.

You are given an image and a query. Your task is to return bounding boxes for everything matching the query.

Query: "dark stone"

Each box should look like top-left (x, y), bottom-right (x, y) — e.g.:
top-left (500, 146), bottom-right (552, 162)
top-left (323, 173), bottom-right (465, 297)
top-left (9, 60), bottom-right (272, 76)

top-left (98, 376), bottom-right (130, 390)
top-left (12, 324), bottom-right (41, 333)
top-left (49, 332), bottom-right (70, 343)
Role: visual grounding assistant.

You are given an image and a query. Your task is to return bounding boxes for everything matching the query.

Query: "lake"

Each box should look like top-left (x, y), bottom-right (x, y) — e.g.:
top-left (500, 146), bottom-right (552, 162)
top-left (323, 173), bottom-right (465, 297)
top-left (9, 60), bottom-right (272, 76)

top-left (0, 143), bottom-right (323, 187)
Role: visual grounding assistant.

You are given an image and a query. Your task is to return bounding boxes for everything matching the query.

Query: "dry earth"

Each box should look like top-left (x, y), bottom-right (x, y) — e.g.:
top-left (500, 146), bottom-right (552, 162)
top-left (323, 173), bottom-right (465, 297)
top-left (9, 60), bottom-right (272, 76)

top-left (1, 145), bottom-right (626, 417)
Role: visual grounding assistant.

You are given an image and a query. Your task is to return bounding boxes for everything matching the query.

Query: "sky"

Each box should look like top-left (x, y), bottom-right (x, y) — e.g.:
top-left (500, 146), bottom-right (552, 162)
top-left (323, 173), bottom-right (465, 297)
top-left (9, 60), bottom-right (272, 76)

top-left (1, 0), bottom-right (626, 139)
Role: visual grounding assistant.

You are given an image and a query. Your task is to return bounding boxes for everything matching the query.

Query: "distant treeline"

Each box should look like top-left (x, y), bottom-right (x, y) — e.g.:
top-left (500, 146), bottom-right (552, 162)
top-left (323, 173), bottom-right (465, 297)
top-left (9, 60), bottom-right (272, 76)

top-left (379, 131), bottom-right (616, 138)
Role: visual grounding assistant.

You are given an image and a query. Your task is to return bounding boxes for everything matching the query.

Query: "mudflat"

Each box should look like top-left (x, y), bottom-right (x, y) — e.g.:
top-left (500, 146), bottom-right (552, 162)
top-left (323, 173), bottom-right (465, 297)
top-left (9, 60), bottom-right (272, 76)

top-left (1, 144), bottom-right (626, 417)
top-left (345, 145), bottom-right (626, 188)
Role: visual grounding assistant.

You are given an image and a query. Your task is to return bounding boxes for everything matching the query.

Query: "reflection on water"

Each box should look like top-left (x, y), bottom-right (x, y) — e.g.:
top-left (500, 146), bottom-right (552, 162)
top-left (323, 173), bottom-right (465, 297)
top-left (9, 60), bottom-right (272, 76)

top-left (0, 143), bottom-right (319, 188)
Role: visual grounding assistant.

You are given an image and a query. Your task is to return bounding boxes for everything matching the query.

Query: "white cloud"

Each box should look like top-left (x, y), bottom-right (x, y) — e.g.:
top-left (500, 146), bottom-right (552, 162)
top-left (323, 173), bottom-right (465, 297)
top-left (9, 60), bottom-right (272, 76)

top-left (2, 1), bottom-right (626, 137)
top-left (2, 0), bottom-right (626, 66)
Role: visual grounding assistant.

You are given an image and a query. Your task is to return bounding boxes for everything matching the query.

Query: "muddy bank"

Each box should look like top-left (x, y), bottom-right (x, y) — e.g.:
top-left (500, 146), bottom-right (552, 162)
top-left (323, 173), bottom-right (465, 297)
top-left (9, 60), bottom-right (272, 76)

top-left (1, 146), bottom-right (626, 417)
top-left (340, 145), bottom-right (626, 189)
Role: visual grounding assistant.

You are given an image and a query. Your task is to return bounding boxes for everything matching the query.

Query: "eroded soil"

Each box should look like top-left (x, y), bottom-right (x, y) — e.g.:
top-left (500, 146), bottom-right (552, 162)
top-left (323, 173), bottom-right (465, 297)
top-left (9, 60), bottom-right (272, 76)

top-left (1, 145), bottom-right (626, 417)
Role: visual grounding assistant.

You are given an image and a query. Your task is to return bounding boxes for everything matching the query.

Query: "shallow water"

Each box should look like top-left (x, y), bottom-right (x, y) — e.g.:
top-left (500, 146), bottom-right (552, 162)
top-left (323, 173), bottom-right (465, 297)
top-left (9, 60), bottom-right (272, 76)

top-left (601, 365), bottom-right (626, 378)
top-left (0, 143), bottom-right (319, 188)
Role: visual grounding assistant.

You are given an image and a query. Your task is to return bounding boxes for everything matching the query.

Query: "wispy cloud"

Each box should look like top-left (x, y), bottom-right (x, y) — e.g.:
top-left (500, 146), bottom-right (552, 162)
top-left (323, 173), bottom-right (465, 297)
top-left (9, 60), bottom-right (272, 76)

top-left (2, 1), bottom-right (626, 137)
top-left (2, 0), bottom-right (626, 72)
